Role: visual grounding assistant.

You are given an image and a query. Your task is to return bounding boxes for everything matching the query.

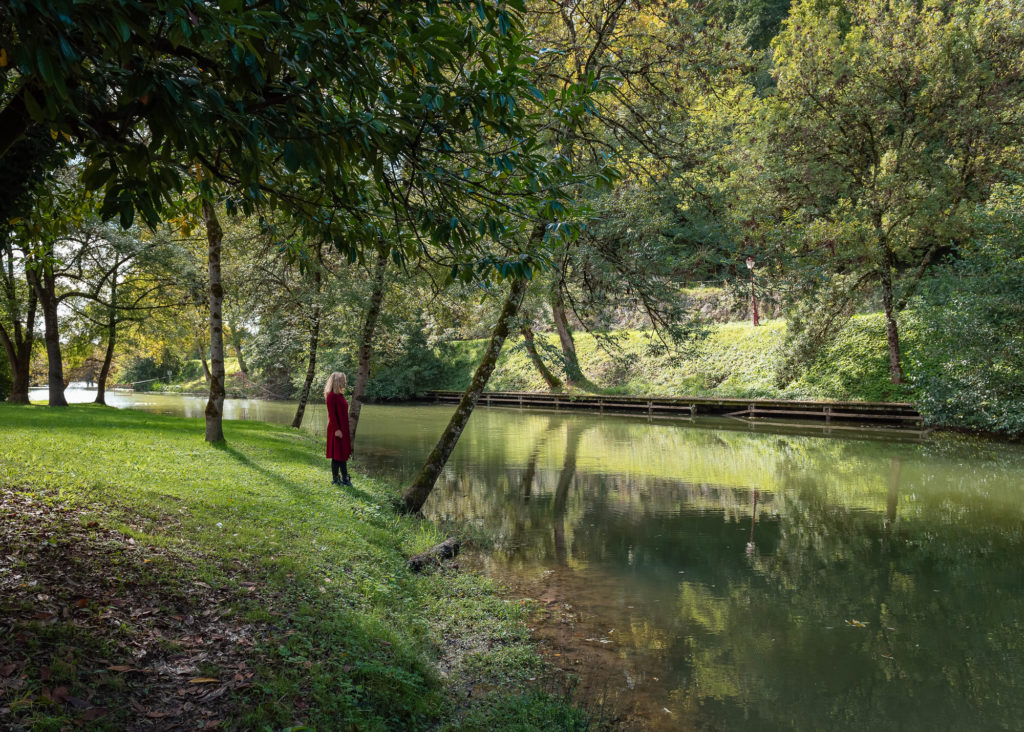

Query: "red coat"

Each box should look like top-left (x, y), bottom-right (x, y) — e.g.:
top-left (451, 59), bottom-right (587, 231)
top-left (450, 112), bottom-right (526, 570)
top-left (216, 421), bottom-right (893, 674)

top-left (325, 391), bottom-right (352, 460)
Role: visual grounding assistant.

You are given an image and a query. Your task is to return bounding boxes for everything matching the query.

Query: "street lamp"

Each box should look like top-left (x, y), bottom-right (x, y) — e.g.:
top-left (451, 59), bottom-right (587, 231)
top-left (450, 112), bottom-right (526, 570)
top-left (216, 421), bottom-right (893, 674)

top-left (745, 257), bottom-right (760, 326)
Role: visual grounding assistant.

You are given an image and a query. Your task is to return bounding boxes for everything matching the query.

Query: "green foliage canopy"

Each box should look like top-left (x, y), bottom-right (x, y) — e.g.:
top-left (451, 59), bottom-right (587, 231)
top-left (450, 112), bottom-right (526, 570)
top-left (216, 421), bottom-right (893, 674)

top-left (1, 0), bottom-right (580, 276)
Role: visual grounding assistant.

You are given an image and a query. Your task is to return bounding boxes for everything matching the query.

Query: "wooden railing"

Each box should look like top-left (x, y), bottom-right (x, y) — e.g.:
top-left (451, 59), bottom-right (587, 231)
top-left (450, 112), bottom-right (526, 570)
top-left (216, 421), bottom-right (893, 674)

top-left (422, 390), bottom-right (923, 428)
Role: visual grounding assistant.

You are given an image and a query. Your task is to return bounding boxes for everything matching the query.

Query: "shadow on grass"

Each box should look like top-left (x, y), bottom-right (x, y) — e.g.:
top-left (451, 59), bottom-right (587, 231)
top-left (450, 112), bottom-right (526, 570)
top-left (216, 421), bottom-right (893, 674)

top-left (213, 442), bottom-right (318, 501)
top-left (331, 482), bottom-right (379, 505)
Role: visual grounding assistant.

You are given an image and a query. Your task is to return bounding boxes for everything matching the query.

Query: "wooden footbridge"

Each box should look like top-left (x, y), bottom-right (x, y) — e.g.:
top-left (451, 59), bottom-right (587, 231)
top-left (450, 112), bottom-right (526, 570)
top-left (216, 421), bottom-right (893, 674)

top-left (423, 390), bottom-right (924, 431)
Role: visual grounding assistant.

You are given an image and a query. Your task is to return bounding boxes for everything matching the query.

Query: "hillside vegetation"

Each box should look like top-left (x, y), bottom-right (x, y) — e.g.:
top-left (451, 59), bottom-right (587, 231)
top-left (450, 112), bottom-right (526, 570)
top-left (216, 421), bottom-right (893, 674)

top-left (439, 315), bottom-right (919, 403)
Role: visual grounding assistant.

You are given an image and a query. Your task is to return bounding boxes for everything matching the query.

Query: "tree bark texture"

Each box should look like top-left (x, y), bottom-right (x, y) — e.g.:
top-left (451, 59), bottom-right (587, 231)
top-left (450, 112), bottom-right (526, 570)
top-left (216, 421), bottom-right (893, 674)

top-left (94, 281), bottom-right (117, 406)
top-left (350, 251), bottom-right (388, 438)
top-left (0, 245), bottom-right (36, 404)
top-left (5, 343), bottom-right (32, 404)
top-left (291, 268), bottom-right (321, 429)
top-left (203, 200), bottom-right (226, 442)
top-left (406, 537), bottom-right (461, 572)
top-left (550, 286), bottom-right (583, 386)
top-left (520, 321), bottom-right (562, 390)
top-left (402, 276), bottom-right (530, 513)
top-left (29, 262), bottom-right (68, 407)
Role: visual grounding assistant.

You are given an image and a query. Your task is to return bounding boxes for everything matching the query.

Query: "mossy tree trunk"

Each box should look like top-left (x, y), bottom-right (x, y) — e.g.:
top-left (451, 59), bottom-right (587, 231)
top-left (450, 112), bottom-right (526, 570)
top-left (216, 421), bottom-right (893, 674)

top-left (350, 250), bottom-right (388, 438)
top-left (521, 319), bottom-right (562, 390)
top-left (232, 331), bottom-right (248, 376)
top-left (402, 276), bottom-right (529, 514)
top-left (550, 285), bottom-right (583, 387)
top-left (202, 200), bottom-right (226, 443)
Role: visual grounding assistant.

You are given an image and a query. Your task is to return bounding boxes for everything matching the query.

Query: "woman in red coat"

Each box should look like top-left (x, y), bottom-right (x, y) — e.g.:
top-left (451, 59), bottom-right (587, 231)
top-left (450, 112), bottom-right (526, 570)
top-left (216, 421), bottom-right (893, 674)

top-left (324, 371), bottom-right (353, 486)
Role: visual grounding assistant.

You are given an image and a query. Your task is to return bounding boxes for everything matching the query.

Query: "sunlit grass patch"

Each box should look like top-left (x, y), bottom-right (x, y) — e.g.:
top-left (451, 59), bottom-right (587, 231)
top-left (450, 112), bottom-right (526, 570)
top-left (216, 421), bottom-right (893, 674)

top-left (0, 405), bottom-right (584, 729)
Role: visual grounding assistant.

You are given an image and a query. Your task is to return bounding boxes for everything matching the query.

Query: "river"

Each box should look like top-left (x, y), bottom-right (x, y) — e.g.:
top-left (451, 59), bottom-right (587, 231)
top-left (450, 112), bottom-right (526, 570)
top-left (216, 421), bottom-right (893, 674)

top-left (38, 388), bottom-right (1024, 730)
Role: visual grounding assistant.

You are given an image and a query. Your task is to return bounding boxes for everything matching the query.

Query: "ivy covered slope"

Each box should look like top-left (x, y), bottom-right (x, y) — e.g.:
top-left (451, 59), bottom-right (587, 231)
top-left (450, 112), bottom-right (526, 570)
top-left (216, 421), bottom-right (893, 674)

top-left (0, 405), bottom-right (585, 730)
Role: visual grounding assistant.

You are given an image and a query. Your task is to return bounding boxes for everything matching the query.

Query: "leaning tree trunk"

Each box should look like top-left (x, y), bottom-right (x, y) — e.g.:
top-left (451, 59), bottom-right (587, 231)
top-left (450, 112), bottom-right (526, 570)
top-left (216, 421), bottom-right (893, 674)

top-left (201, 352), bottom-right (212, 384)
top-left (402, 276), bottom-right (530, 514)
top-left (550, 286), bottom-right (583, 387)
top-left (350, 250), bottom-right (388, 438)
top-left (233, 339), bottom-right (248, 376)
top-left (202, 200), bottom-right (226, 443)
top-left (30, 264), bottom-right (68, 407)
top-left (94, 299), bottom-right (117, 406)
top-left (521, 320), bottom-right (562, 390)
top-left (291, 268), bottom-right (321, 429)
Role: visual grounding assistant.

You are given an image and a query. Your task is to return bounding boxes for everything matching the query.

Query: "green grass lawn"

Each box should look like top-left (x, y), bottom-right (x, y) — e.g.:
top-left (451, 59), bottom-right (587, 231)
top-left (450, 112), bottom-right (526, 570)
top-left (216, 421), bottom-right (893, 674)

top-left (0, 405), bottom-right (587, 730)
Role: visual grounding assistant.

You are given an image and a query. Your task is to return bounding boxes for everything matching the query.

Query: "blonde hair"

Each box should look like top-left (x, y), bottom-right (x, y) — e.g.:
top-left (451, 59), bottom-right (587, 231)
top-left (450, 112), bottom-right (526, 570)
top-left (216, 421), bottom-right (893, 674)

top-left (323, 372), bottom-right (347, 399)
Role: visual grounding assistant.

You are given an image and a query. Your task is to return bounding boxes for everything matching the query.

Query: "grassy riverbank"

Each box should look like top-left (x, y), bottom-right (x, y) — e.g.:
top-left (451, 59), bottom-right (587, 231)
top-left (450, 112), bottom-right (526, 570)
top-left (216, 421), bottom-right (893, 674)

top-left (440, 314), bottom-right (920, 403)
top-left (0, 405), bottom-right (586, 730)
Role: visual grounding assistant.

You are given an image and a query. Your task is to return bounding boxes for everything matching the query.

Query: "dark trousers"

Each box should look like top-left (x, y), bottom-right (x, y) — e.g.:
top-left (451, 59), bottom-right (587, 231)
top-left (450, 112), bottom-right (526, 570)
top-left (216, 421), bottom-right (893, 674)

top-left (331, 459), bottom-right (350, 484)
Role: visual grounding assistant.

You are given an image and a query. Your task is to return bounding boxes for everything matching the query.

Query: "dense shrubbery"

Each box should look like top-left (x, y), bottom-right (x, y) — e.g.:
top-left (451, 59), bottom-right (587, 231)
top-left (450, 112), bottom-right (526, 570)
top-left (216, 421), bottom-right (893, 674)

top-left (911, 189), bottom-right (1024, 436)
top-left (118, 353), bottom-right (201, 391)
top-left (364, 324), bottom-right (467, 401)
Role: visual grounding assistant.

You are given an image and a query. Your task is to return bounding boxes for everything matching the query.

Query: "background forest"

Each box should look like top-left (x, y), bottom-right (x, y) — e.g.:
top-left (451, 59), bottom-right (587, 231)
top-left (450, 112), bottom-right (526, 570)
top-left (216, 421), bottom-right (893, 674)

top-left (3, 0), bottom-right (1024, 436)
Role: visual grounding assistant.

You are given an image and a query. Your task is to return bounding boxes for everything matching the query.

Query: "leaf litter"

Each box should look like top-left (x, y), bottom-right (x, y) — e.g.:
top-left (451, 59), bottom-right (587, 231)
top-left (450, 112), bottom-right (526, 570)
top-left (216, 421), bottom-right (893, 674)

top-left (0, 491), bottom-right (262, 729)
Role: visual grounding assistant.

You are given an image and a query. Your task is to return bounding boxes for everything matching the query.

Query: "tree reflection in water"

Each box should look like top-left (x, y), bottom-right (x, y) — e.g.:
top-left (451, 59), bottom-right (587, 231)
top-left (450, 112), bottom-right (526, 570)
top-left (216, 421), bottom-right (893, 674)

top-left (408, 408), bottom-right (1024, 731)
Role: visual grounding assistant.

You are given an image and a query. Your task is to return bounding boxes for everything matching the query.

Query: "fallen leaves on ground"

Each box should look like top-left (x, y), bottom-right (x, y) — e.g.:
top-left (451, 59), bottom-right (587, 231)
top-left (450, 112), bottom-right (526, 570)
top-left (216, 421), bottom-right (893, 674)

top-left (0, 492), bottom-right (261, 729)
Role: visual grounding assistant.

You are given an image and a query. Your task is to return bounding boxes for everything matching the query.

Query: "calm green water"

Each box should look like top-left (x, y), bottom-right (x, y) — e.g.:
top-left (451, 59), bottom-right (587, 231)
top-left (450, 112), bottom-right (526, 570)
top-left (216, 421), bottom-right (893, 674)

top-left (48, 389), bottom-right (1024, 730)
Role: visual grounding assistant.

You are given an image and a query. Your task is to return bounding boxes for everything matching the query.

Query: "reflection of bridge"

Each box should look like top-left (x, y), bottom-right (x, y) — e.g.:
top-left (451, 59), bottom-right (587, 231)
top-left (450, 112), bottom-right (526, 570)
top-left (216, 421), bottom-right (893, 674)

top-left (424, 390), bottom-right (924, 431)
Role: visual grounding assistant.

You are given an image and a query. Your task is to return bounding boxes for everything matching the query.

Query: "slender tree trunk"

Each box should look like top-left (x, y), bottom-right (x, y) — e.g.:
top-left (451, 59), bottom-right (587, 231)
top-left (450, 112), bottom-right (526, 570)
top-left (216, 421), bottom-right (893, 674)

top-left (550, 286), bottom-right (583, 386)
top-left (350, 250), bottom-right (388, 438)
top-left (203, 200), bottom-right (226, 443)
top-left (95, 309), bottom-right (117, 406)
top-left (520, 321), bottom-right (562, 390)
top-left (29, 264), bottom-right (68, 407)
top-left (291, 268), bottom-right (321, 429)
top-left (402, 276), bottom-right (529, 513)
top-left (879, 262), bottom-right (904, 385)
